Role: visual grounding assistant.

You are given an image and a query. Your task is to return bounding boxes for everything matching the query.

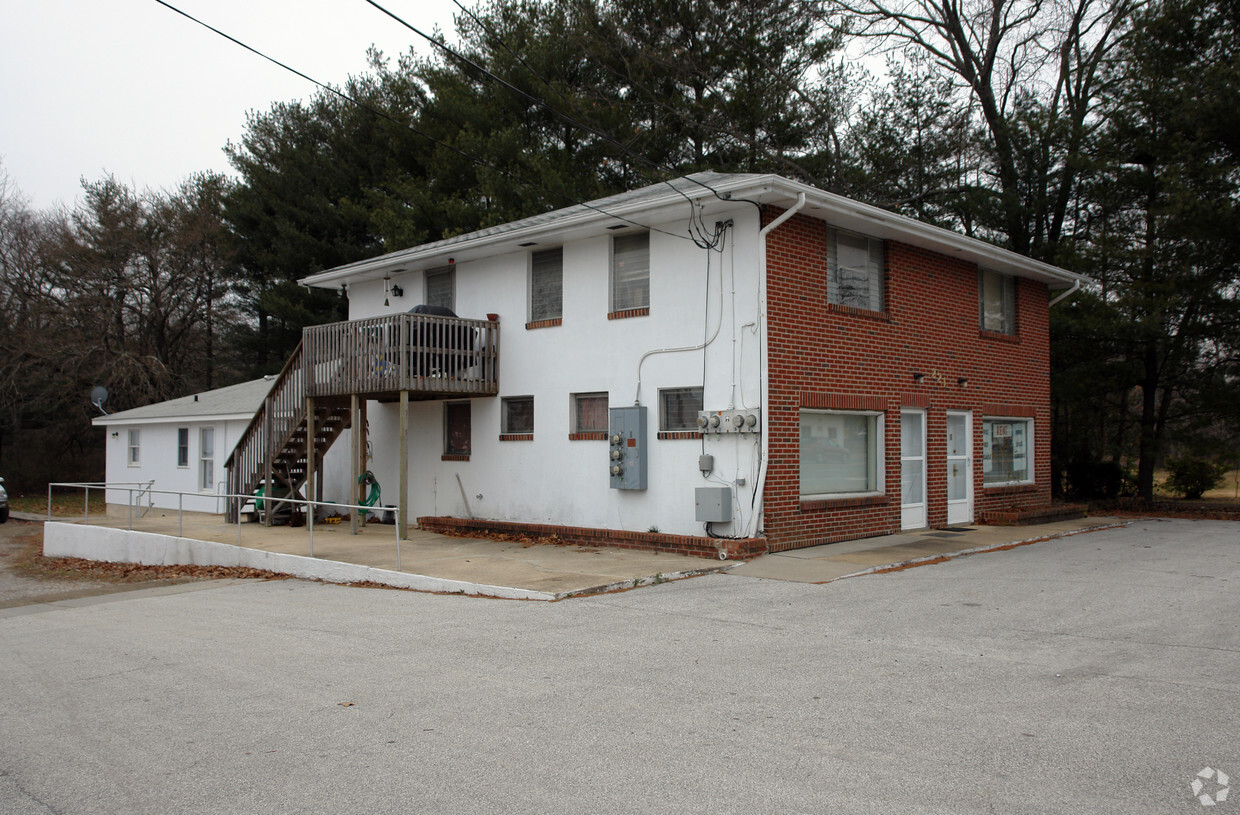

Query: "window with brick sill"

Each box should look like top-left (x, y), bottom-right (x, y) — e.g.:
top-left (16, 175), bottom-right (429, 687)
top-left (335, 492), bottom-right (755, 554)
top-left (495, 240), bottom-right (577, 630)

top-left (611, 232), bottom-right (649, 312)
top-left (501, 396), bottom-right (533, 440)
top-left (529, 248), bottom-right (562, 325)
top-left (659, 386), bottom-right (703, 433)
top-left (444, 401), bottom-right (471, 457)
top-left (571, 392), bottom-right (608, 439)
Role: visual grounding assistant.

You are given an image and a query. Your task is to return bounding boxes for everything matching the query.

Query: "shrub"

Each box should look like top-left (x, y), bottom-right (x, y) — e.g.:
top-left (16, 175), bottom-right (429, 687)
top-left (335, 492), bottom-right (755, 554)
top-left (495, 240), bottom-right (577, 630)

top-left (1065, 459), bottom-right (1128, 499)
top-left (1164, 457), bottom-right (1230, 500)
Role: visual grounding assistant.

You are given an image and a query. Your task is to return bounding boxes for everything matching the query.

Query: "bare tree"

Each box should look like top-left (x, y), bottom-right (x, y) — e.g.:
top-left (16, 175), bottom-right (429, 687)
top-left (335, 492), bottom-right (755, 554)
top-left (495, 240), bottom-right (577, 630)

top-left (826, 0), bottom-right (1140, 258)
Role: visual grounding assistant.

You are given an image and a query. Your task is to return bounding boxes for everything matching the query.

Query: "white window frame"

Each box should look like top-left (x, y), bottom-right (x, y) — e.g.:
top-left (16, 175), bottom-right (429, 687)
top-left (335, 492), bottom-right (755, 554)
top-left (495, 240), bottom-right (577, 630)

top-left (981, 417), bottom-right (1034, 486)
top-left (199, 427), bottom-right (215, 491)
top-left (828, 228), bottom-right (884, 312)
top-left (799, 409), bottom-right (886, 499)
top-left (176, 427), bottom-right (189, 468)
top-left (979, 269), bottom-right (1017, 334)
top-left (127, 429), bottom-right (140, 466)
top-left (529, 247), bottom-right (563, 323)
top-left (610, 232), bottom-right (650, 312)
top-left (502, 395), bottom-right (534, 434)
top-left (425, 266), bottom-right (455, 312)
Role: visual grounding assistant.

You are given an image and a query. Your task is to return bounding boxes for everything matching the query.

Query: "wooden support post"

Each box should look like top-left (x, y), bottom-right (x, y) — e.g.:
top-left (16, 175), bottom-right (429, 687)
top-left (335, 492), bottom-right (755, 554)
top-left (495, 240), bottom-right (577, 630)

top-left (305, 396), bottom-right (315, 524)
top-left (399, 390), bottom-right (409, 541)
top-left (350, 393), bottom-right (360, 535)
top-left (263, 406), bottom-right (274, 527)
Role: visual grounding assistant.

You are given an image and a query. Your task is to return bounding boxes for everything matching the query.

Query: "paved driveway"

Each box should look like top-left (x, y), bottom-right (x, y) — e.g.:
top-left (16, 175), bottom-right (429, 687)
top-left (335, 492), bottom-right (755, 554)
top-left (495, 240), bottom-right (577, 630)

top-left (1, 519), bottom-right (1236, 814)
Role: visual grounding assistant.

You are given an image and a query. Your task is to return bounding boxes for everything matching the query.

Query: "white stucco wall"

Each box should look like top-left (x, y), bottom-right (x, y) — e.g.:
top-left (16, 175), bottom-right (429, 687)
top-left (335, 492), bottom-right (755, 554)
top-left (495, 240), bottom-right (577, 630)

top-left (100, 417), bottom-right (249, 514)
top-left (328, 204), bottom-right (766, 536)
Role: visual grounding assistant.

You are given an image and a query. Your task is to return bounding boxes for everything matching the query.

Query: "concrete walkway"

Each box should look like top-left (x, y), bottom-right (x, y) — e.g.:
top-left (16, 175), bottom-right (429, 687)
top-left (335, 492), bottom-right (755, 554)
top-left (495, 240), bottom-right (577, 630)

top-left (726, 516), bottom-right (1127, 583)
top-left (32, 509), bottom-right (1125, 599)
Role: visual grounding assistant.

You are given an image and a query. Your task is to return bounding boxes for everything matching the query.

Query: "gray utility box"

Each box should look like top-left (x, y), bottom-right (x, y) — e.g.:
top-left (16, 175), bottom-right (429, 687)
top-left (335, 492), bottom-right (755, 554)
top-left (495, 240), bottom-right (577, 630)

top-left (695, 486), bottom-right (732, 522)
top-left (608, 406), bottom-right (648, 490)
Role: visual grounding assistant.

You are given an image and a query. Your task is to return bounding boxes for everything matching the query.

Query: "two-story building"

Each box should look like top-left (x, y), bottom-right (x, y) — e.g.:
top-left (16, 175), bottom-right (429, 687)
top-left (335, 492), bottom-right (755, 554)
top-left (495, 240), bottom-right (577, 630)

top-left (224, 172), bottom-right (1083, 557)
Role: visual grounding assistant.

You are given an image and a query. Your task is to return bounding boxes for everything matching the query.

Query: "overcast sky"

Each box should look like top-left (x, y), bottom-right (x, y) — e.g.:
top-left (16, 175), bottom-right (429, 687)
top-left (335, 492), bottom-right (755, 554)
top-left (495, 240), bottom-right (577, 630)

top-left (1, 0), bottom-right (461, 210)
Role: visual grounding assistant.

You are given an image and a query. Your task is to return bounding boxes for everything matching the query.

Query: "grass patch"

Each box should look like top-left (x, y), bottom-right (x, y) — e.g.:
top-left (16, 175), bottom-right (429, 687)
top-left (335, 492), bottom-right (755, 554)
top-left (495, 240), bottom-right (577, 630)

top-left (9, 492), bottom-right (108, 517)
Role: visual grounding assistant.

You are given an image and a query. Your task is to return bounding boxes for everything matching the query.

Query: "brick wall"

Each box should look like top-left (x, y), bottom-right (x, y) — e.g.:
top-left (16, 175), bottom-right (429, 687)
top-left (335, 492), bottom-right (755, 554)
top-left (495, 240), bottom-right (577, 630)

top-left (763, 209), bottom-right (1052, 551)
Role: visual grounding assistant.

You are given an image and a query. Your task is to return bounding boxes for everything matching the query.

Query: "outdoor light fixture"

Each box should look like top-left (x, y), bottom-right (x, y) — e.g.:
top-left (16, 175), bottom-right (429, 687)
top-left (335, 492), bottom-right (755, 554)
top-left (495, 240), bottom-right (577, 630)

top-left (111, 431), bottom-right (119, 439)
top-left (390, 284), bottom-right (403, 298)
top-left (957, 377), bottom-right (969, 388)
top-left (913, 372), bottom-right (926, 384)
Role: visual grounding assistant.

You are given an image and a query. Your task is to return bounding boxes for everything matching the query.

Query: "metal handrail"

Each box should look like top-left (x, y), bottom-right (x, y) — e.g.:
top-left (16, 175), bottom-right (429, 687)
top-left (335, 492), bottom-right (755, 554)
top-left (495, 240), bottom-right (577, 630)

top-left (44, 482), bottom-right (407, 571)
top-left (47, 480), bottom-right (153, 523)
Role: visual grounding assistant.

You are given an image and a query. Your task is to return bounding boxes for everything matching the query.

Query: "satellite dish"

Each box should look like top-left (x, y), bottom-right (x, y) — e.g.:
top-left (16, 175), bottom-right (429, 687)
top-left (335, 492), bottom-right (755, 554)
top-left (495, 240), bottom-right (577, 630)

top-left (90, 386), bottom-right (110, 416)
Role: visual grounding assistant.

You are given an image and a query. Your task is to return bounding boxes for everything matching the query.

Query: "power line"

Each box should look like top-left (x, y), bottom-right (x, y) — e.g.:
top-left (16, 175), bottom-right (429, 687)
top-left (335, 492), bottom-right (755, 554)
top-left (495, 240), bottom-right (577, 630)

top-left (361, 0), bottom-right (731, 248)
top-left (152, 0), bottom-right (696, 241)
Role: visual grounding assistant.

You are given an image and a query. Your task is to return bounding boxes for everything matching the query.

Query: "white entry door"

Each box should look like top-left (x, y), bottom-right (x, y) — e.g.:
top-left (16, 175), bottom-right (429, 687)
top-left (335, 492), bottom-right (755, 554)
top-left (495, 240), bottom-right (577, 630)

top-left (946, 411), bottom-right (974, 525)
top-left (900, 410), bottom-right (927, 529)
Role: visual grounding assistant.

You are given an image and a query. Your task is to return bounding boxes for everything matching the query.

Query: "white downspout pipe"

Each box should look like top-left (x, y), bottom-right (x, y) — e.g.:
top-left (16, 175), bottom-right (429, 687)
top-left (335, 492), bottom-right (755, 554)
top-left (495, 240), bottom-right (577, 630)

top-left (747, 192), bottom-right (806, 539)
top-left (1048, 278), bottom-right (1081, 307)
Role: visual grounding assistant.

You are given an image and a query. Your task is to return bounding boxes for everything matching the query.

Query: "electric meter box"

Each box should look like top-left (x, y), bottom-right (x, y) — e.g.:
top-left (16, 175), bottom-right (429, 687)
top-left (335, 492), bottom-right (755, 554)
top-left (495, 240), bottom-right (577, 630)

top-left (695, 486), bottom-right (732, 522)
top-left (608, 406), bottom-right (648, 490)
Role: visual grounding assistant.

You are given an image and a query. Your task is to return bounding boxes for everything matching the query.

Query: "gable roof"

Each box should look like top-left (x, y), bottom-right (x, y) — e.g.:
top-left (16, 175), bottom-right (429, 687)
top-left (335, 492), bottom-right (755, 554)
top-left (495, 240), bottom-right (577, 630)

top-left (91, 377), bottom-right (274, 427)
top-left (300, 172), bottom-right (1086, 290)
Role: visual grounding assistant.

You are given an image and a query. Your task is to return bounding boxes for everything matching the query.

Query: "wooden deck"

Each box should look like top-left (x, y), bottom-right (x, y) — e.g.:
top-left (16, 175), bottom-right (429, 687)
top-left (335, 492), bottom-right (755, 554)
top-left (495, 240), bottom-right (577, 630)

top-left (303, 313), bottom-right (499, 401)
top-left (224, 313), bottom-right (499, 528)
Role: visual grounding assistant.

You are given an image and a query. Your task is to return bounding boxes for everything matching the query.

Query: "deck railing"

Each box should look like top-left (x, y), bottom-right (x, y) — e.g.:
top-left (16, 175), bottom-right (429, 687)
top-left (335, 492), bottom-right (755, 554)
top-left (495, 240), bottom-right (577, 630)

top-left (303, 313), bottom-right (499, 398)
top-left (224, 312), bottom-right (499, 521)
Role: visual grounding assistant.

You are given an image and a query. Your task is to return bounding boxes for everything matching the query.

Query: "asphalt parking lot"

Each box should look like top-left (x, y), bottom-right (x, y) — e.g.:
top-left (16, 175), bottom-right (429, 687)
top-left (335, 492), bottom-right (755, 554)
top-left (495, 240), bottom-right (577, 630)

top-left (1, 518), bottom-right (1236, 814)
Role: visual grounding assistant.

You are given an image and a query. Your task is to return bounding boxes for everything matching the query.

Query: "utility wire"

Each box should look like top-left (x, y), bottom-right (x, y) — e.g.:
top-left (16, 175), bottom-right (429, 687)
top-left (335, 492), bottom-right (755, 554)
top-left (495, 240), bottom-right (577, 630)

top-left (362, 0), bottom-right (731, 248)
top-left (153, 0), bottom-right (693, 241)
top-left (444, 0), bottom-right (764, 248)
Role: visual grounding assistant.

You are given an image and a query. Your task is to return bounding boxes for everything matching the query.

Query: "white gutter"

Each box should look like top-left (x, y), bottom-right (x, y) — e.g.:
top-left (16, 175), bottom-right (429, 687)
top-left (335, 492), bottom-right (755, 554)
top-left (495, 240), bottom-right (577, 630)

top-left (747, 192), bottom-right (806, 539)
top-left (1048, 278), bottom-right (1081, 307)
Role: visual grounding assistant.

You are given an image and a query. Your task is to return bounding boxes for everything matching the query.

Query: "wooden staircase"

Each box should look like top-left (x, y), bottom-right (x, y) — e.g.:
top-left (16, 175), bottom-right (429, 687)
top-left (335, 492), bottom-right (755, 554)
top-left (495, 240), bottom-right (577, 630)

top-left (224, 343), bottom-right (352, 522)
top-left (224, 311), bottom-right (500, 524)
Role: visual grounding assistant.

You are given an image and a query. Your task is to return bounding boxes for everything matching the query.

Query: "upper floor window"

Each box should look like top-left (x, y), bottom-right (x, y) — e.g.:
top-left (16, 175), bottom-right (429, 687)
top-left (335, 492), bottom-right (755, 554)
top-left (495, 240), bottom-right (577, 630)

top-left (828, 228), bottom-right (884, 312)
top-left (530, 248), bottom-right (563, 323)
top-left (659, 387), bottom-right (703, 431)
top-left (979, 269), bottom-right (1016, 334)
top-left (611, 232), bottom-right (649, 312)
top-left (426, 266), bottom-right (455, 311)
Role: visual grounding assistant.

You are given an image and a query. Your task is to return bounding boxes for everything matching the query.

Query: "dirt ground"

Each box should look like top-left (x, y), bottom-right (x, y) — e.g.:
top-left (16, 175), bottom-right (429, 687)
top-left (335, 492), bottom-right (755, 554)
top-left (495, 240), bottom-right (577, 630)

top-left (0, 518), bottom-right (286, 610)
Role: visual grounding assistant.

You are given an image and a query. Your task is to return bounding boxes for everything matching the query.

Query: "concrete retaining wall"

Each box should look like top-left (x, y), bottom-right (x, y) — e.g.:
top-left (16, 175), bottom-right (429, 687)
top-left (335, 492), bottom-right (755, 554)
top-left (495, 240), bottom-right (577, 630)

top-left (41, 522), bottom-right (554, 601)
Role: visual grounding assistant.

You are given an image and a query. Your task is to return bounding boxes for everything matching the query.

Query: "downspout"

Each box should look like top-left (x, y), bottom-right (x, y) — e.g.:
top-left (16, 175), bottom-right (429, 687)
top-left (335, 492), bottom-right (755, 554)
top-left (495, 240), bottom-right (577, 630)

top-left (1048, 279), bottom-right (1081, 307)
top-left (747, 192), bottom-right (806, 539)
